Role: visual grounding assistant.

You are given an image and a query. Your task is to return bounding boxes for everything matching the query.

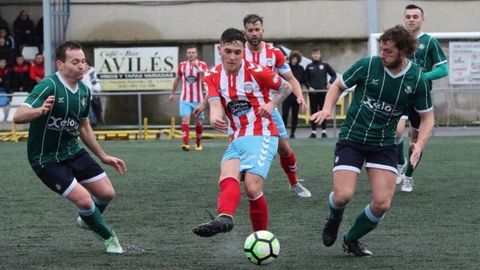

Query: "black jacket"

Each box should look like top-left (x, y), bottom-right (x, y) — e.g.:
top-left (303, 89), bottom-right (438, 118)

top-left (305, 60), bottom-right (336, 91)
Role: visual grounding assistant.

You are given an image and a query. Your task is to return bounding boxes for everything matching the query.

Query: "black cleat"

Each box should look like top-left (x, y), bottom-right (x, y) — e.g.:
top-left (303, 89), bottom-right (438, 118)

top-left (321, 132), bottom-right (328, 138)
top-left (192, 215), bottom-right (234, 237)
top-left (309, 133), bottom-right (317, 138)
top-left (322, 215), bottom-right (342, 247)
top-left (342, 236), bottom-right (373, 257)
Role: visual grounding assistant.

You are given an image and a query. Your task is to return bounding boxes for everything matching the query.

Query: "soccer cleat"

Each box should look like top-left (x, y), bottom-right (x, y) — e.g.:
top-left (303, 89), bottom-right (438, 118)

top-left (309, 132), bottom-right (317, 139)
top-left (182, 144), bottom-right (190, 151)
top-left (76, 216), bottom-right (90, 230)
top-left (401, 175), bottom-right (414, 192)
top-left (289, 133), bottom-right (295, 139)
top-left (290, 182), bottom-right (312, 198)
top-left (322, 215), bottom-right (342, 247)
top-left (195, 144), bottom-right (203, 151)
top-left (104, 231), bottom-right (124, 254)
top-left (192, 215), bottom-right (234, 237)
top-left (321, 132), bottom-right (328, 138)
top-left (342, 236), bottom-right (373, 257)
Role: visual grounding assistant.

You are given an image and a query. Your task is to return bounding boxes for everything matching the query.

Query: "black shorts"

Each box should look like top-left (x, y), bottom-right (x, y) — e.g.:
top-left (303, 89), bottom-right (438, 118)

top-left (401, 105), bottom-right (421, 129)
top-left (333, 140), bottom-right (397, 174)
top-left (35, 149), bottom-right (106, 197)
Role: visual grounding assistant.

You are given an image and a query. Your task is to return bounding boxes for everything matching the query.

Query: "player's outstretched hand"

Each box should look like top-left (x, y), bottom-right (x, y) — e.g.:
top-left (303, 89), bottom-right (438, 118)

top-left (297, 96), bottom-right (307, 113)
top-left (41, 95), bottom-right (55, 115)
top-left (210, 117), bottom-right (227, 133)
top-left (102, 155), bottom-right (127, 174)
top-left (311, 110), bottom-right (332, 124)
top-left (409, 142), bottom-right (424, 169)
top-left (258, 103), bottom-right (275, 118)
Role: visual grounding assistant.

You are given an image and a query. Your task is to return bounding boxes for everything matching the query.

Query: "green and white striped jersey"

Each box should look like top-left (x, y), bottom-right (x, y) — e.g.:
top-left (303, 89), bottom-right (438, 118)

top-left (339, 56), bottom-right (432, 146)
top-left (24, 72), bottom-right (91, 172)
top-left (409, 33), bottom-right (447, 87)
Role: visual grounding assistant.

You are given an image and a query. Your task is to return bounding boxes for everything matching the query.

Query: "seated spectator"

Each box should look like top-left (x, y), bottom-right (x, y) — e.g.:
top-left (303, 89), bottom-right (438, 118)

top-left (11, 54), bottom-right (32, 92)
top-left (0, 13), bottom-right (10, 35)
top-left (0, 57), bottom-right (11, 93)
top-left (35, 17), bottom-right (43, 52)
top-left (0, 37), bottom-right (14, 67)
top-left (13, 10), bottom-right (35, 48)
top-left (29, 53), bottom-right (44, 84)
top-left (0, 27), bottom-right (15, 52)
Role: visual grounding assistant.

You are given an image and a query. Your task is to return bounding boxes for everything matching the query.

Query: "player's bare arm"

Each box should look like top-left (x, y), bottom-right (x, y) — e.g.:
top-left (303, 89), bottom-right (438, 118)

top-left (259, 81), bottom-right (292, 118)
top-left (311, 79), bottom-right (344, 124)
top-left (168, 77), bottom-right (181, 102)
top-left (13, 95), bottom-right (55, 124)
top-left (282, 71), bottom-right (307, 112)
top-left (410, 110), bottom-right (434, 168)
top-left (209, 99), bottom-right (227, 132)
top-left (79, 118), bottom-right (127, 174)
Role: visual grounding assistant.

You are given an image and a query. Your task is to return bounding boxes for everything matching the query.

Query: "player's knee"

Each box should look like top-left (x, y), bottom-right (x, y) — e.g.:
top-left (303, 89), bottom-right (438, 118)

top-left (75, 196), bottom-right (95, 210)
top-left (333, 191), bottom-right (353, 206)
top-left (277, 142), bottom-right (291, 157)
top-left (371, 199), bottom-right (392, 214)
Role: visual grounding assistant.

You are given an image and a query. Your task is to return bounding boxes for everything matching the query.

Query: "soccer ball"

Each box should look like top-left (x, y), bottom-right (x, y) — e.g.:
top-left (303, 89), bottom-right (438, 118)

top-left (243, 230), bottom-right (280, 265)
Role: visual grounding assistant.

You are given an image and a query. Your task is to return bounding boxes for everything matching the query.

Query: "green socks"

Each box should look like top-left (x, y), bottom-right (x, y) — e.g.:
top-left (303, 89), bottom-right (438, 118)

top-left (78, 206), bottom-right (113, 240)
top-left (405, 147), bottom-right (423, 177)
top-left (345, 205), bottom-right (382, 242)
top-left (396, 139), bottom-right (405, 165)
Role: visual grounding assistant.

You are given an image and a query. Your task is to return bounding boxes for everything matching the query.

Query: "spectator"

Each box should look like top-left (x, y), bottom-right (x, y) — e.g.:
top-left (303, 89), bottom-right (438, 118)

top-left (0, 13), bottom-right (10, 34)
top-left (29, 53), bottom-right (44, 84)
top-left (82, 61), bottom-right (103, 127)
top-left (35, 17), bottom-right (43, 52)
top-left (282, 50), bottom-right (305, 139)
top-left (13, 10), bottom-right (35, 48)
top-left (0, 27), bottom-right (15, 52)
top-left (0, 37), bottom-right (14, 67)
top-left (0, 57), bottom-right (11, 93)
top-left (305, 48), bottom-right (337, 138)
top-left (11, 54), bottom-right (32, 92)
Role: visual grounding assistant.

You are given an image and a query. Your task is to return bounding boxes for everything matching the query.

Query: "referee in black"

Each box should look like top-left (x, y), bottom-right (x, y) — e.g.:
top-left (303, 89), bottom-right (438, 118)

top-left (305, 48), bottom-right (337, 138)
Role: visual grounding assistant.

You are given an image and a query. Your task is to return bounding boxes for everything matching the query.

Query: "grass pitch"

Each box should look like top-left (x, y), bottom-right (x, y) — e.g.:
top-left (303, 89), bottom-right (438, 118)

top-left (0, 136), bottom-right (479, 269)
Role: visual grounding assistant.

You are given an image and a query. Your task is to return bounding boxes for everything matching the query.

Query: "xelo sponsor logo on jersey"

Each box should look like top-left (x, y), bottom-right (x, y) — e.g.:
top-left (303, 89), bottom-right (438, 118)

top-left (48, 116), bottom-right (79, 131)
top-left (362, 96), bottom-right (394, 113)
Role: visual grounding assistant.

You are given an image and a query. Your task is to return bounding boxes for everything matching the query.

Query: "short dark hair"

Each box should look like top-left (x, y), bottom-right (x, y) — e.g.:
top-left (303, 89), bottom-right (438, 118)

top-left (379, 25), bottom-right (417, 55)
top-left (186, 44), bottom-right (197, 50)
top-left (405, 4), bottom-right (424, 15)
top-left (243, 14), bottom-right (263, 27)
top-left (221, 28), bottom-right (246, 44)
top-left (55, 41), bottom-right (83, 62)
top-left (311, 48), bottom-right (321, 53)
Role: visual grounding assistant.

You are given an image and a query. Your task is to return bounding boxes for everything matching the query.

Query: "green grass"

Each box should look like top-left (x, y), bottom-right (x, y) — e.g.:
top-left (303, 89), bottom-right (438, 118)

top-left (0, 137), bottom-right (479, 269)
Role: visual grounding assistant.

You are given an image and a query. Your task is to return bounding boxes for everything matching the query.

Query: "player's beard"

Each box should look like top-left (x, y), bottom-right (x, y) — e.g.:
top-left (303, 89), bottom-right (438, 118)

top-left (248, 37), bottom-right (260, 46)
top-left (383, 56), bottom-right (403, 70)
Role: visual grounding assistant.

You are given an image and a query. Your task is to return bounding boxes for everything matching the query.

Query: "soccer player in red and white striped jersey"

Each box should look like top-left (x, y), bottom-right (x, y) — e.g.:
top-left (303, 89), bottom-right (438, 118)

top-left (168, 45), bottom-right (209, 151)
top-left (243, 14), bottom-right (311, 198)
top-left (193, 28), bottom-right (292, 237)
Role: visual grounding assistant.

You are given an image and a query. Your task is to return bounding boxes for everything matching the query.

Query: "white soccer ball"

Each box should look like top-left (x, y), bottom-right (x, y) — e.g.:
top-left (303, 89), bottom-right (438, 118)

top-left (243, 230), bottom-right (280, 265)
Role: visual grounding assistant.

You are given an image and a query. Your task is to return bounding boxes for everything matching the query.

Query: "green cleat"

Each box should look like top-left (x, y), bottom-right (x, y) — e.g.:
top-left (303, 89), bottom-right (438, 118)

top-left (104, 231), bottom-right (124, 254)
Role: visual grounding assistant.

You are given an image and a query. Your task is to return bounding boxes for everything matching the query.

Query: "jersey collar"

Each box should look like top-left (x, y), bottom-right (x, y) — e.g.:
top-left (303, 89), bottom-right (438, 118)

top-left (56, 72), bottom-right (79, 94)
top-left (384, 60), bottom-right (412, 78)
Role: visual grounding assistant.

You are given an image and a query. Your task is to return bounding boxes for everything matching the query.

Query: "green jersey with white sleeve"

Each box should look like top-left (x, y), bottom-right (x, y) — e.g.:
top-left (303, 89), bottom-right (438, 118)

top-left (339, 56), bottom-right (432, 146)
top-left (23, 72), bottom-right (91, 172)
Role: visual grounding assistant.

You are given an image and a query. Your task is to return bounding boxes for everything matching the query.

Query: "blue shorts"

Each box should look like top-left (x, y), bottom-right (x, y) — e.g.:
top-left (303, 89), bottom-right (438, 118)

top-left (333, 140), bottom-right (397, 174)
top-left (271, 109), bottom-right (288, 139)
top-left (180, 101), bottom-right (205, 120)
top-left (221, 135), bottom-right (279, 180)
top-left (35, 149), bottom-right (106, 197)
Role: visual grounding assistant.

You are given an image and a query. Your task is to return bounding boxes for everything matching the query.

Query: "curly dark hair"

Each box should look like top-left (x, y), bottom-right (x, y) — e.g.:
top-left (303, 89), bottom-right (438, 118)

top-left (379, 25), bottom-right (417, 55)
top-left (288, 50), bottom-right (302, 64)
